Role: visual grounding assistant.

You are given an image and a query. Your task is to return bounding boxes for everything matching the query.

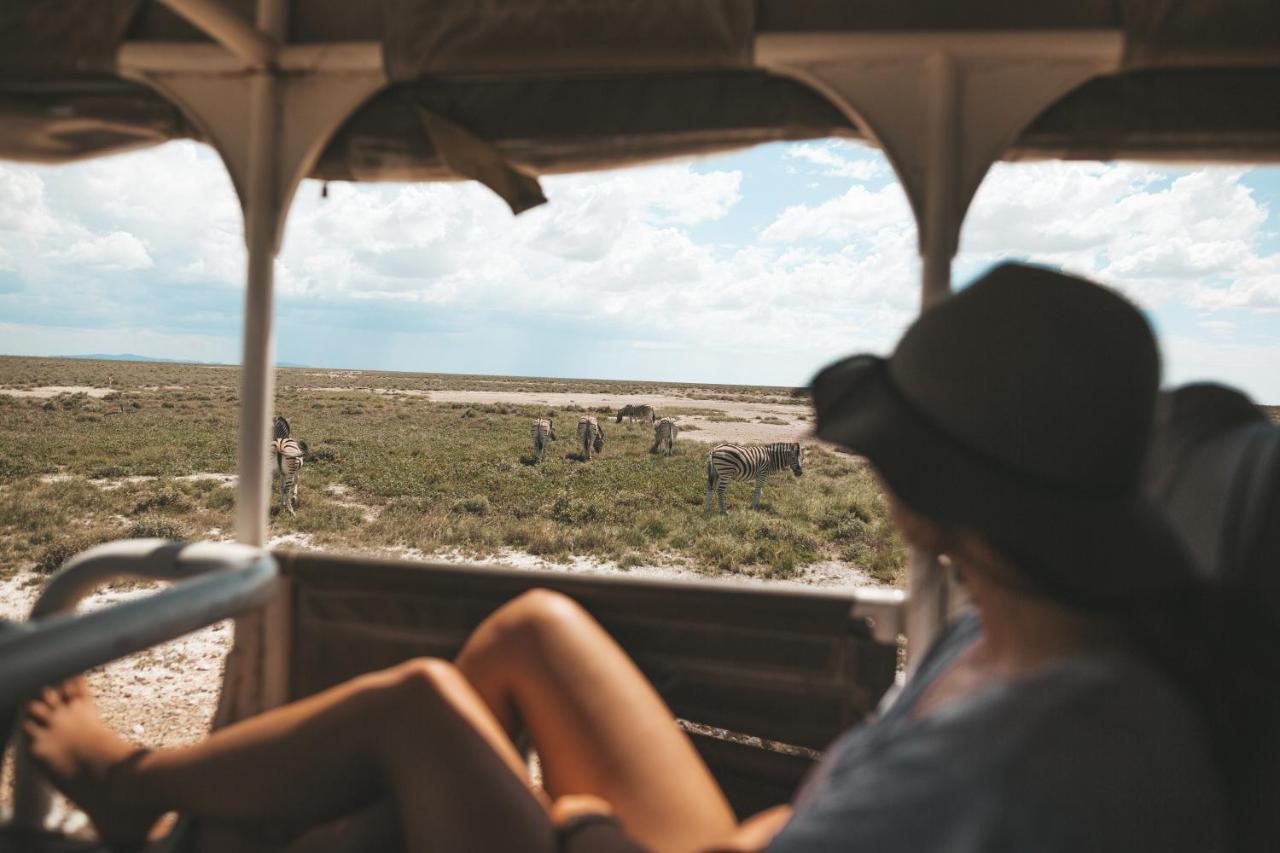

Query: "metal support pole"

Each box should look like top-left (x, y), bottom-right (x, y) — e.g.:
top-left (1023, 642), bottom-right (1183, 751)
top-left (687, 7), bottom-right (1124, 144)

top-left (118, 0), bottom-right (385, 719)
top-left (756, 29), bottom-right (1124, 664)
top-left (920, 51), bottom-right (959, 311)
top-left (906, 51), bottom-right (962, 664)
top-left (234, 71), bottom-right (280, 549)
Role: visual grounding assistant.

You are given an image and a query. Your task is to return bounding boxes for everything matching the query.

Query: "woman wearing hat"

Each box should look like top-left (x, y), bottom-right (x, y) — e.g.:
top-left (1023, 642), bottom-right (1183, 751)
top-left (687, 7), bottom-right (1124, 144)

top-left (24, 265), bottom-right (1262, 852)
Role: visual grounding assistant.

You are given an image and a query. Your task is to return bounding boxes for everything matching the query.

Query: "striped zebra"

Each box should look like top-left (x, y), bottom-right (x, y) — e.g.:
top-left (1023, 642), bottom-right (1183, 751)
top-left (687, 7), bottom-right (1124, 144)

top-left (616, 404), bottom-right (655, 424)
top-left (272, 437), bottom-right (305, 515)
top-left (531, 417), bottom-right (557, 462)
top-left (577, 416), bottom-right (605, 460)
top-left (273, 414), bottom-right (309, 457)
top-left (650, 417), bottom-right (678, 456)
top-left (705, 442), bottom-right (803, 514)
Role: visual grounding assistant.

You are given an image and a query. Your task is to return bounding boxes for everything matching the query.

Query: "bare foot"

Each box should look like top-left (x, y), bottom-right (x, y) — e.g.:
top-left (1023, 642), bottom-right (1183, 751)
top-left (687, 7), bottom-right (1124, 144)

top-left (23, 677), bottom-right (162, 850)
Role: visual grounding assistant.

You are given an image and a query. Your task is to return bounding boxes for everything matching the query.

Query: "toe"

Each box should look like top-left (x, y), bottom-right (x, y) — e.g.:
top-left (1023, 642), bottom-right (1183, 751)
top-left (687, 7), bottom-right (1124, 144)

top-left (26, 699), bottom-right (52, 724)
top-left (64, 676), bottom-right (89, 700)
top-left (42, 686), bottom-right (62, 708)
top-left (21, 719), bottom-right (44, 746)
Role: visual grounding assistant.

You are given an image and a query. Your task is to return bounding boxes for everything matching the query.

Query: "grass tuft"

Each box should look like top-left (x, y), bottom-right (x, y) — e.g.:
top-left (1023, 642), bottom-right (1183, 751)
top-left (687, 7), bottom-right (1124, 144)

top-left (0, 356), bottom-right (904, 584)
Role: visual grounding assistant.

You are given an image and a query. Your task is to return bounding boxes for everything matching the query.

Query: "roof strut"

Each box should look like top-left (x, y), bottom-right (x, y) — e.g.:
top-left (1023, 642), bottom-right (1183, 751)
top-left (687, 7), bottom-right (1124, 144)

top-left (111, 0), bottom-right (387, 746)
top-left (757, 30), bottom-right (1124, 665)
top-left (157, 0), bottom-right (278, 69)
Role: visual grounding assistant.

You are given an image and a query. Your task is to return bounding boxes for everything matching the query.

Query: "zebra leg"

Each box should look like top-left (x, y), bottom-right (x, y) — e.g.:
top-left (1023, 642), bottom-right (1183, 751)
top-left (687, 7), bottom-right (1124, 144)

top-left (752, 473), bottom-right (765, 510)
top-left (718, 481), bottom-right (728, 515)
top-left (704, 464), bottom-right (715, 513)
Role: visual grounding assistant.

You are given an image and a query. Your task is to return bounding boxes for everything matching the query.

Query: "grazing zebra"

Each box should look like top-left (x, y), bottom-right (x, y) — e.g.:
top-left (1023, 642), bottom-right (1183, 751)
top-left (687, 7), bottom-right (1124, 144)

top-left (616, 404), bottom-right (655, 424)
top-left (531, 417), bottom-right (557, 462)
top-left (705, 442), bottom-right (803, 514)
top-left (273, 414), bottom-right (309, 456)
top-left (272, 437), bottom-right (305, 515)
top-left (650, 417), bottom-right (678, 456)
top-left (577, 416), bottom-right (605, 460)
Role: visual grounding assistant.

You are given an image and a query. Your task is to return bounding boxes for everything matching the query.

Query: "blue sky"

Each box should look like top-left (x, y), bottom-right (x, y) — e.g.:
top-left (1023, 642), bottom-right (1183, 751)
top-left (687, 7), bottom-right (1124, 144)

top-left (1, 139), bottom-right (1277, 401)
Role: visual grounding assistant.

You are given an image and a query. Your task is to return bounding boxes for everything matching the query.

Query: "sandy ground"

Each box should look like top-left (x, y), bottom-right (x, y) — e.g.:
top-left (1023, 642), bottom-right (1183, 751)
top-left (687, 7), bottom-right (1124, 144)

top-left (315, 387), bottom-right (816, 446)
top-left (0, 386), bottom-right (116, 399)
top-left (0, 537), bottom-right (881, 828)
top-left (0, 571), bottom-right (232, 831)
top-left (5, 383), bottom-right (814, 444)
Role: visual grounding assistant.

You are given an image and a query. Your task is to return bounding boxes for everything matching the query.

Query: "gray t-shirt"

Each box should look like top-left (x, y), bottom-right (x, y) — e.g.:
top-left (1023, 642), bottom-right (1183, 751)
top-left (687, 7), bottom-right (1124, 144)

top-left (769, 612), bottom-right (1223, 853)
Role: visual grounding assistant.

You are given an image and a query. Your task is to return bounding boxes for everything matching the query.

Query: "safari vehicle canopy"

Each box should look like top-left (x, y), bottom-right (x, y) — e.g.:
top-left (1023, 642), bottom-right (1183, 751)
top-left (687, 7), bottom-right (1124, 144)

top-left (2, 0), bottom-right (1279, 847)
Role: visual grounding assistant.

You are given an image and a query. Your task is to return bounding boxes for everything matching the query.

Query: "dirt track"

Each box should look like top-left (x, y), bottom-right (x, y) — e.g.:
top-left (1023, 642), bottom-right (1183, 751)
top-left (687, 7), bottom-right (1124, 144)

top-left (379, 388), bottom-right (815, 446)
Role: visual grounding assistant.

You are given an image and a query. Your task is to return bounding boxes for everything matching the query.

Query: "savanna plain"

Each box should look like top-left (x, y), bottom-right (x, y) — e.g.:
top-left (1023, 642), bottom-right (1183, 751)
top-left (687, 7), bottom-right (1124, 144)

top-left (0, 355), bottom-right (905, 586)
top-left (0, 355), bottom-right (902, 817)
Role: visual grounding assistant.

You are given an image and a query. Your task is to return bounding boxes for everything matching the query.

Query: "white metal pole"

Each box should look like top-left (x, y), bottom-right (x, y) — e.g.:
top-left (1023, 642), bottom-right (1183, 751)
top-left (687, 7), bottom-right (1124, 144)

top-left (920, 50), bottom-right (959, 311)
top-left (905, 51), bottom-right (962, 666)
top-left (234, 68), bottom-right (280, 549)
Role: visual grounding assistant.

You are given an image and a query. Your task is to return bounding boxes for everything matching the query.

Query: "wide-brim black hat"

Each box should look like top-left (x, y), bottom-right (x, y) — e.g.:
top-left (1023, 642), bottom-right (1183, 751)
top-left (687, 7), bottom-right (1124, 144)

top-left (811, 263), bottom-right (1197, 603)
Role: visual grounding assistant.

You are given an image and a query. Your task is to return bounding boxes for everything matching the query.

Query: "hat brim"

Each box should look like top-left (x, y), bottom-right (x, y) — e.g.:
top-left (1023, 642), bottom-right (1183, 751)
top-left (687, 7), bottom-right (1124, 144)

top-left (811, 354), bottom-right (1198, 602)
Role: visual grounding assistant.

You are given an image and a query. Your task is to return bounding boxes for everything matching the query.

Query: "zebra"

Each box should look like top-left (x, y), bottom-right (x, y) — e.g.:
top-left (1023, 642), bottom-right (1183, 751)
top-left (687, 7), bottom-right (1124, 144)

top-left (650, 417), bottom-right (678, 456)
top-left (272, 437), bottom-right (305, 515)
top-left (577, 416), bottom-right (605, 460)
top-left (616, 404), bottom-right (655, 424)
top-left (273, 414), bottom-right (308, 455)
top-left (531, 417), bottom-right (557, 462)
top-left (705, 442), bottom-right (803, 514)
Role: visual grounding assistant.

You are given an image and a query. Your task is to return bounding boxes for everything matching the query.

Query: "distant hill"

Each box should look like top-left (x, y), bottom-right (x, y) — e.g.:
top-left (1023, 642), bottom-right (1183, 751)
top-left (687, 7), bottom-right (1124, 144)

top-left (59, 354), bottom-right (308, 368)
top-left (63, 353), bottom-right (171, 362)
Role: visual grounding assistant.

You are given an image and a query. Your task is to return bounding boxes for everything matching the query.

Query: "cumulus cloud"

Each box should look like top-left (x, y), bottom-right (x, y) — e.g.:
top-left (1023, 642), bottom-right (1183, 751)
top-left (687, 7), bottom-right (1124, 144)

top-left (762, 182), bottom-right (912, 244)
top-left (54, 231), bottom-right (153, 271)
top-left (785, 142), bottom-right (886, 181)
top-left (1, 139), bottom-right (1277, 397)
top-left (960, 162), bottom-right (1279, 311)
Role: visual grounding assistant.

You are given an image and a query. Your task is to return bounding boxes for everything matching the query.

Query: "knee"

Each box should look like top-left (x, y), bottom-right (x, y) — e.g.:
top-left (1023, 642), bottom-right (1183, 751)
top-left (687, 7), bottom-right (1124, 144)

top-left (499, 588), bottom-right (585, 636)
top-left (374, 657), bottom-right (464, 710)
top-left (471, 588), bottom-right (587, 657)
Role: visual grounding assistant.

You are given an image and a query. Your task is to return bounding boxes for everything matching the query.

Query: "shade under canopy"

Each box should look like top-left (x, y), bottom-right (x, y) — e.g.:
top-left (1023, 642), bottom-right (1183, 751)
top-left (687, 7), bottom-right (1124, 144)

top-left (3, 0), bottom-right (1279, 175)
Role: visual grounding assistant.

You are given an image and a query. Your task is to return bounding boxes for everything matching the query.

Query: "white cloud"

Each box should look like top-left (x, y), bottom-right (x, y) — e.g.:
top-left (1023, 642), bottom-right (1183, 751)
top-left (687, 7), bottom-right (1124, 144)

top-left (960, 162), bottom-right (1280, 311)
top-left (761, 182), bottom-right (912, 243)
top-left (55, 231), bottom-right (153, 271)
top-left (3, 139), bottom-right (1277, 396)
top-left (785, 142), bottom-right (885, 181)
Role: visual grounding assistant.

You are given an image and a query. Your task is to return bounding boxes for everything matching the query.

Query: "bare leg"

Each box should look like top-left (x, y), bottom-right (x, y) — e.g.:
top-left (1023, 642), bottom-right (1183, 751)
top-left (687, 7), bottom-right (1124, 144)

top-left (458, 590), bottom-right (737, 852)
top-left (27, 591), bottom-right (742, 852)
top-left (26, 662), bottom-right (553, 853)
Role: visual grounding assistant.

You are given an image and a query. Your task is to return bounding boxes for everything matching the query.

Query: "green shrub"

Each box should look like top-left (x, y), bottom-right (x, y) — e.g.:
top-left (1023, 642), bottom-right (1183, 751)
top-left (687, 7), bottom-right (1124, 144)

top-left (451, 496), bottom-right (491, 516)
top-left (127, 516), bottom-right (190, 540)
top-left (33, 531), bottom-right (117, 574)
top-left (131, 489), bottom-right (193, 515)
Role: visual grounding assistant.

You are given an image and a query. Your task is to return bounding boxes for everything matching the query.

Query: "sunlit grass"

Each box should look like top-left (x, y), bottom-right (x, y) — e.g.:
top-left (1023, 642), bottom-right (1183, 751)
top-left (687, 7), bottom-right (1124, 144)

top-left (0, 357), bottom-right (903, 584)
